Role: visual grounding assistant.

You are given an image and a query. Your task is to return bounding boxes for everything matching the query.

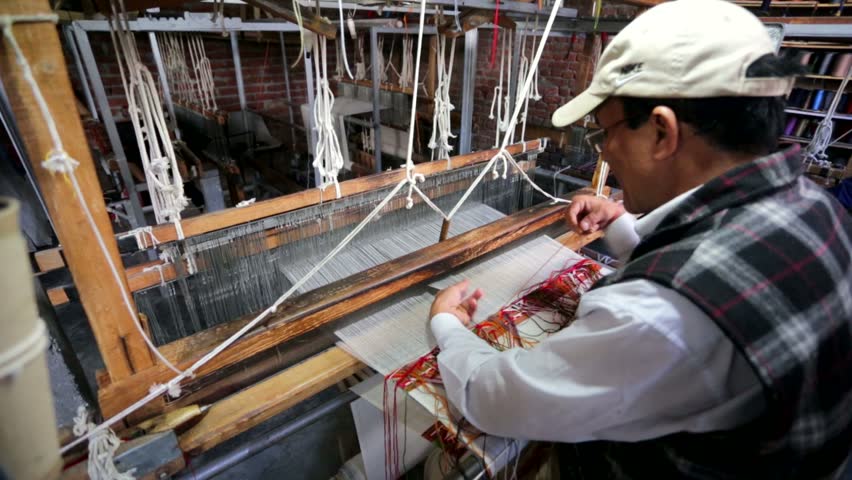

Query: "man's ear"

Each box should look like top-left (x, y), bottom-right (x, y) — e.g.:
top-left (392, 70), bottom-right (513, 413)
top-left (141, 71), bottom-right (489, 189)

top-left (650, 105), bottom-right (679, 161)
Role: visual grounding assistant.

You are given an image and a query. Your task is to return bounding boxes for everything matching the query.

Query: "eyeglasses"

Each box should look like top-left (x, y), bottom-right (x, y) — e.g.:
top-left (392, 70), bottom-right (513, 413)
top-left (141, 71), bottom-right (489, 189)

top-left (583, 116), bottom-right (635, 154)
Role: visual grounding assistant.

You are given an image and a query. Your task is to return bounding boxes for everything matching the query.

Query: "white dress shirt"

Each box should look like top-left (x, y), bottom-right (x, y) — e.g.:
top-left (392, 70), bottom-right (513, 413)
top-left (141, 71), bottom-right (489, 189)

top-left (430, 189), bottom-right (765, 442)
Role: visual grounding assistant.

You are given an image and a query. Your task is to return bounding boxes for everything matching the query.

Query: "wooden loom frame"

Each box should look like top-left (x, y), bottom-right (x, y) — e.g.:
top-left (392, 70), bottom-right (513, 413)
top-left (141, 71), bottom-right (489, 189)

top-left (2, 0), bottom-right (609, 461)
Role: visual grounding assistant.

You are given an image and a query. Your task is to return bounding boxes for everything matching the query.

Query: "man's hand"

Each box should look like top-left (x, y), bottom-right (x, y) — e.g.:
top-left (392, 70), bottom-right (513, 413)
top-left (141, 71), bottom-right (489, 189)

top-left (567, 195), bottom-right (626, 234)
top-left (430, 280), bottom-right (484, 327)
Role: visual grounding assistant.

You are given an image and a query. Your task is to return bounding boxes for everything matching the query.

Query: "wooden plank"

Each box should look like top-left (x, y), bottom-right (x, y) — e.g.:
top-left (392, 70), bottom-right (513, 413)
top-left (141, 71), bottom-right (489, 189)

top-left (1, 0), bottom-right (153, 379)
top-left (47, 287), bottom-right (69, 306)
top-left (179, 347), bottom-right (363, 454)
top-left (34, 248), bottom-right (64, 272)
top-left (337, 77), bottom-right (416, 96)
top-left (98, 194), bottom-right (572, 417)
top-left (145, 140), bottom-right (541, 244)
top-left (242, 0), bottom-right (337, 38)
top-left (761, 16), bottom-right (852, 25)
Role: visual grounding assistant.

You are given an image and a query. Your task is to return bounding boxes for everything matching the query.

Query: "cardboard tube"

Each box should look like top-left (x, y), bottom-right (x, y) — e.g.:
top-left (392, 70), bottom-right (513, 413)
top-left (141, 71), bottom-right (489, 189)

top-left (0, 197), bottom-right (61, 480)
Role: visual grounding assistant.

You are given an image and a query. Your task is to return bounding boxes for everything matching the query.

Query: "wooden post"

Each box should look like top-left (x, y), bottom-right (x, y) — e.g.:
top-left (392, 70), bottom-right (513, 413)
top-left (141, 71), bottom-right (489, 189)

top-left (0, 0), bottom-right (154, 379)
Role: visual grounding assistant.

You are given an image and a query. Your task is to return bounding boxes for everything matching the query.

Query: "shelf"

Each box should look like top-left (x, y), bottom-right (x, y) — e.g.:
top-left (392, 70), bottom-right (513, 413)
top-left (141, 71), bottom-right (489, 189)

top-left (785, 107), bottom-right (852, 121)
top-left (780, 135), bottom-right (852, 150)
top-left (803, 74), bottom-right (850, 80)
top-left (735, 1), bottom-right (843, 7)
top-left (783, 41), bottom-right (852, 50)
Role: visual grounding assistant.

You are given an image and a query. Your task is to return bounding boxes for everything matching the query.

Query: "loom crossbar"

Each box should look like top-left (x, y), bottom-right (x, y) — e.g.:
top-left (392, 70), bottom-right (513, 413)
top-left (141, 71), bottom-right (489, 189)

top-left (33, 139), bottom-right (543, 275)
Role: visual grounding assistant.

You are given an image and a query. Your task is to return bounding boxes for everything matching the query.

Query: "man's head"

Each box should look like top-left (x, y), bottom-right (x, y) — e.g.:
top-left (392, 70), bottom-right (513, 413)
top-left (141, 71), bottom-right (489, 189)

top-left (552, 0), bottom-right (802, 213)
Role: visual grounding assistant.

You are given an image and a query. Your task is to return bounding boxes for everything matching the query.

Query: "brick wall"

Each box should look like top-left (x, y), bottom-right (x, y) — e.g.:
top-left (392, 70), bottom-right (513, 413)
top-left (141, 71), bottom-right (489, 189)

top-left (62, 1), bottom-right (639, 157)
top-left (64, 32), bottom-right (313, 123)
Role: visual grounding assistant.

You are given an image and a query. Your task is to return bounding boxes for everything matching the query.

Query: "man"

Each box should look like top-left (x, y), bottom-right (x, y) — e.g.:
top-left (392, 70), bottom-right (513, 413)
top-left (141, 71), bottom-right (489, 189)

top-left (429, 0), bottom-right (852, 477)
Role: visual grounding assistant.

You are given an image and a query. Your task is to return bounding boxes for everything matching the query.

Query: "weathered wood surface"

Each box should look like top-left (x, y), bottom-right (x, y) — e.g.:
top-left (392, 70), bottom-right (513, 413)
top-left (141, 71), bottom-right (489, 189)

top-left (178, 347), bottom-right (363, 455)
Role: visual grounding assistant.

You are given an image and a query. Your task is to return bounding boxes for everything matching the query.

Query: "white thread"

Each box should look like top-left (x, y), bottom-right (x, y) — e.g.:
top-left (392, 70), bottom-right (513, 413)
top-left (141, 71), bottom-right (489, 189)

top-left (399, 35), bottom-right (414, 88)
top-left (149, 382), bottom-right (181, 398)
top-left (0, 321), bottom-right (47, 380)
top-left (236, 197), bottom-right (256, 208)
top-left (446, 0), bottom-right (569, 221)
top-left (142, 264), bottom-right (167, 287)
top-left (337, 0), bottom-right (354, 79)
top-left (428, 36), bottom-right (457, 162)
top-left (311, 35), bottom-right (346, 198)
top-left (118, 226), bottom-right (159, 250)
top-left (109, 1), bottom-right (188, 229)
top-left (72, 406), bottom-right (136, 480)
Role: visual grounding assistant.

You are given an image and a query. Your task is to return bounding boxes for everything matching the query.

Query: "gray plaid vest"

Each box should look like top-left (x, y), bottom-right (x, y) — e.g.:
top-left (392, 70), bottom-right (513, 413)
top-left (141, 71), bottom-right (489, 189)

top-left (562, 147), bottom-right (852, 479)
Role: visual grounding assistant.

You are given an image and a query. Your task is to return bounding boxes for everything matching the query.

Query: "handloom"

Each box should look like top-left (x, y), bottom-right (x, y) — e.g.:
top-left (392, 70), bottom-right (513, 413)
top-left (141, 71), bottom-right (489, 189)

top-left (1, 0), bottom-right (612, 476)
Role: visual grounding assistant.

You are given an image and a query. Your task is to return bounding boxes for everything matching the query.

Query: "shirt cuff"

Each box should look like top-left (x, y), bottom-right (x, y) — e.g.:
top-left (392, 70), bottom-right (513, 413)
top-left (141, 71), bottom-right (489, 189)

top-left (603, 213), bottom-right (640, 261)
top-left (430, 312), bottom-right (469, 345)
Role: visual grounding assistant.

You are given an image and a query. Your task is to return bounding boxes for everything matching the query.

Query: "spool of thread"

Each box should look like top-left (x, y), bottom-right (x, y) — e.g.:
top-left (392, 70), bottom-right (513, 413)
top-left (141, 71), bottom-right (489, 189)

top-left (347, 17), bottom-right (357, 39)
top-left (817, 52), bottom-right (837, 76)
top-left (799, 51), bottom-right (813, 67)
top-left (784, 117), bottom-right (798, 136)
top-left (832, 53), bottom-right (852, 78)
top-left (811, 89), bottom-right (826, 111)
top-left (824, 91), bottom-right (836, 112)
top-left (0, 198), bottom-right (61, 480)
top-left (795, 119), bottom-right (810, 138)
top-left (801, 89), bottom-right (815, 109)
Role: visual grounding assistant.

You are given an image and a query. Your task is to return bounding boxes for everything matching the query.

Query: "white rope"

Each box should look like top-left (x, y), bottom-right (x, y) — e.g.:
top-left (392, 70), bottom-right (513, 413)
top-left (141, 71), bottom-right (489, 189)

top-left (489, 31), bottom-right (509, 147)
top-left (73, 407), bottom-right (136, 480)
top-left (446, 0), bottom-right (569, 221)
top-left (376, 36), bottom-right (388, 84)
top-left (311, 35), bottom-right (346, 197)
top-left (109, 0), bottom-right (188, 230)
top-left (118, 226), bottom-right (159, 250)
top-left (337, 0), bottom-right (354, 79)
top-left (142, 264), bottom-right (167, 287)
top-left (399, 35), bottom-right (414, 88)
top-left (354, 34), bottom-right (367, 81)
top-left (428, 35), bottom-right (457, 162)
top-left (0, 321), bottom-right (47, 380)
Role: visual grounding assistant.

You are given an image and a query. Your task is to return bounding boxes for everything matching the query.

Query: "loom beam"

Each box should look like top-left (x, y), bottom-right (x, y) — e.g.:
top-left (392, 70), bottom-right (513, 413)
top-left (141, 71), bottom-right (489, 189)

top-left (34, 139), bottom-right (543, 281)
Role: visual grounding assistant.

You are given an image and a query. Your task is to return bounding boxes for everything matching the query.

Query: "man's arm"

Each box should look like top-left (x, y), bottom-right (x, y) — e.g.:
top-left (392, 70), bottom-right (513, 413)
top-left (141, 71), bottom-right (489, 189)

top-left (431, 280), bottom-right (765, 443)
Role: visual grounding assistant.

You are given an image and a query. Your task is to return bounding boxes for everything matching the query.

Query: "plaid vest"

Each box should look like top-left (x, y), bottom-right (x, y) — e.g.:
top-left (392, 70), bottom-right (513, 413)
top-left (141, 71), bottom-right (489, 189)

top-left (563, 147), bottom-right (852, 479)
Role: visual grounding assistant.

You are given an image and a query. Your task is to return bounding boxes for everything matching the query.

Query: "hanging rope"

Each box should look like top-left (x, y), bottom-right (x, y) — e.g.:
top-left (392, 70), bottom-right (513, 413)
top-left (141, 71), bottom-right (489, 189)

top-left (399, 35), bottom-right (414, 88)
top-left (73, 407), bottom-right (136, 480)
top-left (109, 0), bottom-right (188, 236)
top-left (429, 35), bottom-right (457, 161)
top-left (337, 0), bottom-right (355, 79)
top-left (311, 35), bottom-right (346, 197)
top-left (354, 34), bottom-right (367, 80)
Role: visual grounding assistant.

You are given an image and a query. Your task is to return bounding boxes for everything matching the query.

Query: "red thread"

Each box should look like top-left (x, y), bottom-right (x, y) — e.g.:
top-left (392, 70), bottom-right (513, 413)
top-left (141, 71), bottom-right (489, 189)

top-left (490, 0), bottom-right (500, 68)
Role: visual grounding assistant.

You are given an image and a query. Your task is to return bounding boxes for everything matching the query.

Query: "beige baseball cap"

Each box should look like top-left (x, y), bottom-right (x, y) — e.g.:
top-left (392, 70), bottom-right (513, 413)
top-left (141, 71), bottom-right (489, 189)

top-left (552, 0), bottom-right (795, 127)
